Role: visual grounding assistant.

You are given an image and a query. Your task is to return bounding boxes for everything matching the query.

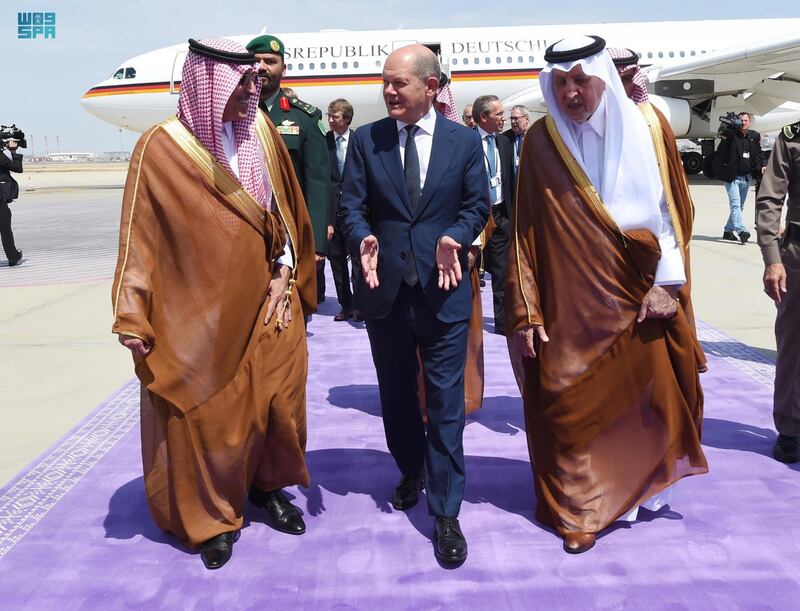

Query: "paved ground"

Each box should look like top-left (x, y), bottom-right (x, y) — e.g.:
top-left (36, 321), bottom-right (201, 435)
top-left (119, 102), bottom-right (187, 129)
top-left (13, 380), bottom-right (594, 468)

top-left (0, 169), bottom-right (783, 486)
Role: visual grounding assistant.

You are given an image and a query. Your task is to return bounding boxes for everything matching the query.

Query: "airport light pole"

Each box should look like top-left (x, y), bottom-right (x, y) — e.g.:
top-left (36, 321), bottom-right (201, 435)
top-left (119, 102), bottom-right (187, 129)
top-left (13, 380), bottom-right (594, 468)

top-left (119, 128), bottom-right (123, 152)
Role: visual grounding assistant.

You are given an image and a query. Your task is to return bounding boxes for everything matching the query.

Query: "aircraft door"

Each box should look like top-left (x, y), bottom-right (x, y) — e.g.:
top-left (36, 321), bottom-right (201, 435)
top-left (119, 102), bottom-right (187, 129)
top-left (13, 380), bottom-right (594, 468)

top-left (171, 50), bottom-right (187, 94)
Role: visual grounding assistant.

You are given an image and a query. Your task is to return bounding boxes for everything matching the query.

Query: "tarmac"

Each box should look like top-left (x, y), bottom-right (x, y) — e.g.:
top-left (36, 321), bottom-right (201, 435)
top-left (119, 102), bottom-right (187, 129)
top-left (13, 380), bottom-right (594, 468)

top-left (0, 166), bottom-right (784, 487)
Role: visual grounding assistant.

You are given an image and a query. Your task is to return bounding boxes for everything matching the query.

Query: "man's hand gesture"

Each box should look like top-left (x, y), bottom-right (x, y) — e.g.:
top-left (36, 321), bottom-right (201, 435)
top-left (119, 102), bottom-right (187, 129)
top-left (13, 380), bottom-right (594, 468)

top-left (763, 263), bottom-right (787, 304)
top-left (264, 263), bottom-right (292, 329)
top-left (637, 285), bottom-right (679, 322)
top-left (360, 235), bottom-right (379, 289)
top-left (511, 324), bottom-right (549, 359)
top-left (436, 236), bottom-right (462, 291)
top-left (118, 334), bottom-right (151, 358)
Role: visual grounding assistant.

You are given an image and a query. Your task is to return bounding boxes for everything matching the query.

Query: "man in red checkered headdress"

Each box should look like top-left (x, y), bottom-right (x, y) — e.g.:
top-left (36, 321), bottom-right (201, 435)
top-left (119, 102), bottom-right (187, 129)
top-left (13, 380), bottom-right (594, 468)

top-left (112, 37), bottom-right (316, 569)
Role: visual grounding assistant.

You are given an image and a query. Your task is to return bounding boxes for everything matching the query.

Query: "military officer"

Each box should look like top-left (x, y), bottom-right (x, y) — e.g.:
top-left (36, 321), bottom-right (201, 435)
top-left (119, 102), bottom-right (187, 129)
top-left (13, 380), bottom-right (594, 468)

top-left (756, 120), bottom-right (800, 464)
top-left (247, 34), bottom-right (332, 304)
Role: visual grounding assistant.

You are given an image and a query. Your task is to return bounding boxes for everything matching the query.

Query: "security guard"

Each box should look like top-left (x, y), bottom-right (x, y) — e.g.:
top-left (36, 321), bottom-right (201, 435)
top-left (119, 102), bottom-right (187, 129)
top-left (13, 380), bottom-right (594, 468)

top-left (756, 120), bottom-right (800, 464)
top-left (247, 34), bottom-right (331, 303)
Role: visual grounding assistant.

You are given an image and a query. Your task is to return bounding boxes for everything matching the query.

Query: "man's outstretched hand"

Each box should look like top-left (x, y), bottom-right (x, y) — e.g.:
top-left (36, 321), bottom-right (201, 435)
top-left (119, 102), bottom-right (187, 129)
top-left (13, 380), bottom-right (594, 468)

top-left (360, 235), bottom-right (380, 289)
top-left (436, 236), bottom-right (462, 291)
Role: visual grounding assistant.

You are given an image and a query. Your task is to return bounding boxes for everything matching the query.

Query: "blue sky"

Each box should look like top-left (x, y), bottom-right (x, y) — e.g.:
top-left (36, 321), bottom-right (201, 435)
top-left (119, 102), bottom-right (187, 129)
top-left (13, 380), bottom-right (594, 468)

top-left (3, 1), bottom-right (800, 153)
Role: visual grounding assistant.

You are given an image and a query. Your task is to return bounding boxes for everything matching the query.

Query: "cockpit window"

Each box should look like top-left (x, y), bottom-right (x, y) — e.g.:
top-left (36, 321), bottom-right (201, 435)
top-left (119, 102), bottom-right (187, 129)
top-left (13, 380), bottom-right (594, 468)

top-left (113, 68), bottom-right (124, 79)
top-left (125, 67), bottom-right (137, 79)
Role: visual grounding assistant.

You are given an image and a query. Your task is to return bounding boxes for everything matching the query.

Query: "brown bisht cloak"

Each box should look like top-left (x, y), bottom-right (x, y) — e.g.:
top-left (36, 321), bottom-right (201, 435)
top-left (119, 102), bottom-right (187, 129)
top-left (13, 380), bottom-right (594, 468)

top-left (505, 106), bottom-right (708, 536)
top-left (111, 114), bottom-right (316, 549)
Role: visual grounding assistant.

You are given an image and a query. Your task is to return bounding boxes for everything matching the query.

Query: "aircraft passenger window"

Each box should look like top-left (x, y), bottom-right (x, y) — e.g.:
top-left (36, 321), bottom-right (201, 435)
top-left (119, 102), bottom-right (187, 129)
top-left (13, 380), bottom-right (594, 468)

top-left (376, 60), bottom-right (381, 67)
top-left (321, 62), bottom-right (326, 69)
top-left (507, 57), bottom-right (512, 63)
top-left (288, 63), bottom-right (293, 71)
top-left (354, 61), bottom-right (359, 68)
top-left (690, 50), bottom-right (696, 56)
top-left (332, 62), bottom-right (337, 69)
top-left (298, 63), bottom-right (304, 70)
top-left (485, 57), bottom-right (490, 64)
top-left (125, 67), bottom-right (136, 79)
top-left (680, 51), bottom-right (685, 57)
top-left (463, 58), bottom-right (468, 65)
top-left (496, 57), bottom-right (501, 63)
top-left (113, 68), bottom-right (124, 79)
top-left (310, 62), bottom-right (315, 69)
top-left (647, 52), bottom-right (653, 58)
top-left (451, 58), bottom-right (457, 65)
top-left (669, 51), bottom-right (674, 58)
top-left (474, 58), bottom-right (479, 64)
top-left (518, 56), bottom-right (523, 62)
top-left (658, 51), bottom-right (663, 58)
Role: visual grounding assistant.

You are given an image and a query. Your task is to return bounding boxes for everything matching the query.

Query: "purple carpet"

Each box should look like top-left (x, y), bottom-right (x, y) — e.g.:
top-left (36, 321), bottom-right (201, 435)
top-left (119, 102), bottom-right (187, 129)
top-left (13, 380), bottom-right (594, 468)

top-left (1, 276), bottom-right (798, 609)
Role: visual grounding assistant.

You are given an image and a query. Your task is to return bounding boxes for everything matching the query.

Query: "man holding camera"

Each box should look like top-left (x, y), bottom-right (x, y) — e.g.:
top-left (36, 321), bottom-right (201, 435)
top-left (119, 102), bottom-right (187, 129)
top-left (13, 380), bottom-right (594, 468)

top-left (0, 135), bottom-right (23, 266)
top-left (756, 120), bottom-right (800, 464)
top-left (715, 111), bottom-right (764, 244)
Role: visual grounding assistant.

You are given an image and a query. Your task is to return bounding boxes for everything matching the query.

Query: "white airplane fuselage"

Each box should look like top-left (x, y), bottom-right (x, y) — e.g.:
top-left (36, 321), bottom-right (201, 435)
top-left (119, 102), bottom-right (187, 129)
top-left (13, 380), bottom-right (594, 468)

top-left (81, 19), bottom-right (800, 138)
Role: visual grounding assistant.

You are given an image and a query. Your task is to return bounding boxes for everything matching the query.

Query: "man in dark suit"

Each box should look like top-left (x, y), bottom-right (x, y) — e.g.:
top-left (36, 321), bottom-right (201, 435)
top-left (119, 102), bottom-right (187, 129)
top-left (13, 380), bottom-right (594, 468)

top-left (473, 95), bottom-right (514, 335)
top-left (0, 137), bottom-right (23, 267)
top-left (501, 104), bottom-right (530, 184)
top-left (325, 98), bottom-right (362, 321)
top-left (339, 45), bottom-right (489, 564)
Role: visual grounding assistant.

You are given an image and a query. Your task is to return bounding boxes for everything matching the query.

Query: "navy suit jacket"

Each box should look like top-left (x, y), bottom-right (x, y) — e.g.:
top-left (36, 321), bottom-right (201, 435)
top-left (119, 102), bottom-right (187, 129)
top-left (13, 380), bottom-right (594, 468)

top-left (338, 112), bottom-right (489, 322)
top-left (326, 128), bottom-right (353, 225)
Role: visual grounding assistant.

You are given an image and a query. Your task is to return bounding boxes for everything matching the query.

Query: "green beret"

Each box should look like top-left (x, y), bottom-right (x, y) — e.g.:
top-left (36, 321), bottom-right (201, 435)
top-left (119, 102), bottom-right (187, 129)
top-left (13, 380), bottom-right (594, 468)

top-left (247, 35), bottom-right (285, 57)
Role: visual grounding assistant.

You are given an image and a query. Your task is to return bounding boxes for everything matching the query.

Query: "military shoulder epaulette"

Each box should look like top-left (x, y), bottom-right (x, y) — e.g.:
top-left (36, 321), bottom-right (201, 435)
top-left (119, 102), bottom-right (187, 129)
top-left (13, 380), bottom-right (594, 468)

top-left (289, 97), bottom-right (319, 116)
top-left (782, 121), bottom-right (800, 141)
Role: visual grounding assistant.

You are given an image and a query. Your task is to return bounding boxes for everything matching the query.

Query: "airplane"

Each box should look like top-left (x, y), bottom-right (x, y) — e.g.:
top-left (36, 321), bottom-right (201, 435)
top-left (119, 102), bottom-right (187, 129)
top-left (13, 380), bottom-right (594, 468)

top-left (81, 18), bottom-right (800, 173)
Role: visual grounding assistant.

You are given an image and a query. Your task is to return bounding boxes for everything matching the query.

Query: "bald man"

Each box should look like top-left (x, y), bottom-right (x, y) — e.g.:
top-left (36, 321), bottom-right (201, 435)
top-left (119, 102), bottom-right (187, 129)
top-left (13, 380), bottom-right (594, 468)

top-left (339, 45), bottom-right (489, 564)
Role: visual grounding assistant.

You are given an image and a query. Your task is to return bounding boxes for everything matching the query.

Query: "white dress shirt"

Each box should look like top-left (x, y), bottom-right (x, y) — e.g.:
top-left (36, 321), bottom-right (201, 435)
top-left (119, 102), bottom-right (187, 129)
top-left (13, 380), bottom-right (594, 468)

top-left (477, 125), bottom-right (504, 206)
top-left (571, 97), bottom-right (606, 193)
top-left (221, 122), bottom-right (293, 268)
top-left (396, 106), bottom-right (437, 191)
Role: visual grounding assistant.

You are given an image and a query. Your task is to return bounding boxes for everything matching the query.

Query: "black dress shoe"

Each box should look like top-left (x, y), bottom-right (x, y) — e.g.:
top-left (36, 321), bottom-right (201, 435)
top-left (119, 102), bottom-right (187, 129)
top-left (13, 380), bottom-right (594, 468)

top-left (434, 517), bottom-right (467, 563)
top-left (722, 231), bottom-right (738, 241)
top-left (333, 308), bottom-right (351, 321)
top-left (391, 472), bottom-right (424, 510)
top-left (773, 434), bottom-right (800, 464)
top-left (738, 230), bottom-right (751, 244)
top-left (200, 530), bottom-right (239, 570)
top-left (352, 310), bottom-right (365, 322)
top-left (249, 487), bottom-right (306, 534)
top-left (8, 249), bottom-right (22, 266)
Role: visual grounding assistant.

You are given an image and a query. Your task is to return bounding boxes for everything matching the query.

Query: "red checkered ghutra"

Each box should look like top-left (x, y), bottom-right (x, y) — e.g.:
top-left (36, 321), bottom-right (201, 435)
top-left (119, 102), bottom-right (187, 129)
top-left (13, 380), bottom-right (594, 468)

top-left (177, 37), bottom-right (273, 210)
top-left (607, 47), bottom-right (650, 104)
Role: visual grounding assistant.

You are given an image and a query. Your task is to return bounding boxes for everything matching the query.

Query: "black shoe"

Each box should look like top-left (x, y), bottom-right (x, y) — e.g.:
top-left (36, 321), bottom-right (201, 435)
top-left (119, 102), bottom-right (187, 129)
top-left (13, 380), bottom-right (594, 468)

top-left (738, 230), bottom-right (751, 244)
top-left (8, 249), bottom-right (22, 266)
top-left (434, 517), bottom-right (468, 564)
top-left (773, 434), bottom-right (800, 464)
top-left (722, 231), bottom-right (738, 242)
top-left (248, 487), bottom-right (306, 534)
top-left (352, 310), bottom-right (365, 323)
top-left (391, 472), bottom-right (424, 510)
top-left (199, 530), bottom-right (239, 570)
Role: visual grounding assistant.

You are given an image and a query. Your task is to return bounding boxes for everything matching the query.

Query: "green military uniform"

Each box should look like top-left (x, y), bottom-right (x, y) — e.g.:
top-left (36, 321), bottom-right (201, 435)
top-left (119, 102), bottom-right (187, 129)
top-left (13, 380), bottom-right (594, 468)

top-left (263, 90), bottom-right (331, 254)
top-left (247, 34), bottom-right (331, 257)
top-left (756, 120), bottom-right (800, 462)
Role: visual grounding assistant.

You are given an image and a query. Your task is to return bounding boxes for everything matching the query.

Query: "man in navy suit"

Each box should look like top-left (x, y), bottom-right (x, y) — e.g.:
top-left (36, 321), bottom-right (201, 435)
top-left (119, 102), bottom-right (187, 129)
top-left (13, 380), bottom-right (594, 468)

top-left (325, 98), bottom-right (362, 321)
top-left (339, 45), bottom-right (489, 564)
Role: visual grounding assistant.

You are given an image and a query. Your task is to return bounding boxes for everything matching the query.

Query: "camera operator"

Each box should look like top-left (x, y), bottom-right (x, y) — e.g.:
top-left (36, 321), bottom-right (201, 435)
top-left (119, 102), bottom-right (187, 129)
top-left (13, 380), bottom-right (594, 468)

top-left (714, 111), bottom-right (765, 244)
top-left (0, 133), bottom-right (24, 266)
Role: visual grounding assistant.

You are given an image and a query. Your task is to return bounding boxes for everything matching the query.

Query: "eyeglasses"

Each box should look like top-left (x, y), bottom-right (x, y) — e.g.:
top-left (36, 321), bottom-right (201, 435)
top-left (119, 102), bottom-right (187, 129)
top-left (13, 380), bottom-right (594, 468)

top-left (238, 71), bottom-right (257, 88)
